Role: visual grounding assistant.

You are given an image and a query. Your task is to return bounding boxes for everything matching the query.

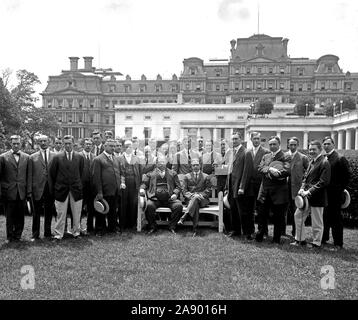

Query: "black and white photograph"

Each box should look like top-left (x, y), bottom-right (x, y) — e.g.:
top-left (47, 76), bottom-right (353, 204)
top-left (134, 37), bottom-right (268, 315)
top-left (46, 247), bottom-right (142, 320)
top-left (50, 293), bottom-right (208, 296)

top-left (0, 0), bottom-right (357, 307)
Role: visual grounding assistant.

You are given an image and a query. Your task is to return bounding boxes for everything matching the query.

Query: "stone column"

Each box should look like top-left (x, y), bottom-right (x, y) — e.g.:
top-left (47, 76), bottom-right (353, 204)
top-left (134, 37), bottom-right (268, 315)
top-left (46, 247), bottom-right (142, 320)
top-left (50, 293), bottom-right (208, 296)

top-left (355, 128), bottom-right (358, 150)
top-left (330, 131), bottom-right (337, 144)
top-left (276, 130), bottom-right (281, 141)
top-left (338, 130), bottom-right (344, 150)
top-left (213, 128), bottom-right (218, 142)
top-left (303, 131), bottom-right (309, 150)
top-left (345, 129), bottom-right (352, 150)
top-left (197, 127), bottom-right (201, 138)
top-left (180, 128), bottom-right (185, 139)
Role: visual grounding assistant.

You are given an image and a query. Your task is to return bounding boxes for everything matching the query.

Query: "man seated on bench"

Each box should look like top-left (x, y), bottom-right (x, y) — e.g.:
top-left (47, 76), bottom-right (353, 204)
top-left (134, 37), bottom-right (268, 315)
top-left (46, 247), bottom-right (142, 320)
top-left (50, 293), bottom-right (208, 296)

top-left (139, 155), bottom-right (183, 235)
top-left (179, 158), bottom-right (212, 237)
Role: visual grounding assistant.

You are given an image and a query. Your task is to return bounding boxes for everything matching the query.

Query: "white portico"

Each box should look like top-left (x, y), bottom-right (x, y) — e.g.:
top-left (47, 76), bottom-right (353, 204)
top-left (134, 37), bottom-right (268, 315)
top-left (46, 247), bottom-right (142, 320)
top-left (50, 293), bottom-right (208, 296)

top-left (114, 104), bottom-right (250, 142)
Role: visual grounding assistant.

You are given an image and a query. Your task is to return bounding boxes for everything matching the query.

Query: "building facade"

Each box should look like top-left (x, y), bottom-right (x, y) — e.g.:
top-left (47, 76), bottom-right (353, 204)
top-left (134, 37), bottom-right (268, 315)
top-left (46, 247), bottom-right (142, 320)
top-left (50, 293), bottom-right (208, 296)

top-left (41, 34), bottom-right (358, 141)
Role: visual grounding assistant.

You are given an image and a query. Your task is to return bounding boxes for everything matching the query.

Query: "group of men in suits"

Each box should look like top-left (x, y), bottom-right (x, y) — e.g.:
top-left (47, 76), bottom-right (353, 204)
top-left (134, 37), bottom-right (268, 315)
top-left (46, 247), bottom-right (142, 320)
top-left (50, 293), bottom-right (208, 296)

top-left (223, 131), bottom-right (350, 250)
top-left (0, 130), bottom-right (350, 249)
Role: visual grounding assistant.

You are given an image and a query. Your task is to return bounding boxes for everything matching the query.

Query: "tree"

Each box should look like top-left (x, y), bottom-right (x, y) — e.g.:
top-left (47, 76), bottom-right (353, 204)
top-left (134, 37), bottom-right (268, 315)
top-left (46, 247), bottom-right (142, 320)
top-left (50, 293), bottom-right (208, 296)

top-left (252, 98), bottom-right (274, 116)
top-left (323, 96), bottom-right (357, 116)
top-left (293, 98), bottom-right (315, 116)
top-left (0, 69), bottom-right (59, 147)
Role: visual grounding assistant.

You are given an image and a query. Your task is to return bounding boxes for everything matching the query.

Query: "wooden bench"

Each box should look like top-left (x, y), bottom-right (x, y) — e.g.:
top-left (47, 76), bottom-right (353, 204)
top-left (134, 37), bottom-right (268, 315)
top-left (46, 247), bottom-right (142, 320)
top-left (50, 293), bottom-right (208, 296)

top-left (137, 188), bottom-right (224, 232)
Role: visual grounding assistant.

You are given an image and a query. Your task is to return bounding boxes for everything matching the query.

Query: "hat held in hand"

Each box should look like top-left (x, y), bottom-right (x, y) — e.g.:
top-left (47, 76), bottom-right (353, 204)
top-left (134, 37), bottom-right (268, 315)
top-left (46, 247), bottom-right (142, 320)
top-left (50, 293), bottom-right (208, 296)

top-left (94, 198), bottom-right (109, 214)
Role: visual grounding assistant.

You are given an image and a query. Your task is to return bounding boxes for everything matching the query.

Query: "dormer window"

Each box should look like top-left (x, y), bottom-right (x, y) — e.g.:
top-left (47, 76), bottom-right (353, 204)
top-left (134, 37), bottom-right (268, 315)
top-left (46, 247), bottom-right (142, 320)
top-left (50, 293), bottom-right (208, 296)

top-left (327, 65), bottom-right (333, 73)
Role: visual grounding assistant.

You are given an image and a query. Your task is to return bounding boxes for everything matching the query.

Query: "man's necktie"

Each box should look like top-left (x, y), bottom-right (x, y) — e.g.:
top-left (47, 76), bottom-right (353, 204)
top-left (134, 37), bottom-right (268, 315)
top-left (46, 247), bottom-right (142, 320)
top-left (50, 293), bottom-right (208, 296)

top-left (68, 152), bottom-right (71, 161)
top-left (44, 150), bottom-right (48, 169)
top-left (96, 147), bottom-right (99, 156)
top-left (134, 149), bottom-right (137, 156)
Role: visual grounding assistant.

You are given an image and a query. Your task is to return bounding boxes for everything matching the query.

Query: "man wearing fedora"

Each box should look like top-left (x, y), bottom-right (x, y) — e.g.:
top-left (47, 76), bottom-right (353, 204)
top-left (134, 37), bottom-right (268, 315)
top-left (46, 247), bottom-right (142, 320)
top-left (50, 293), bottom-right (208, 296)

top-left (180, 158), bottom-right (212, 237)
top-left (92, 138), bottom-right (126, 236)
top-left (291, 140), bottom-right (331, 248)
top-left (322, 136), bottom-right (350, 250)
top-left (49, 135), bottom-right (84, 240)
top-left (28, 134), bottom-right (55, 241)
top-left (284, 137), bottom-right (309, 237)
top-left (140, 155), bottom-right (183, 234)
top-left (0, 135), bottom-right (30, 243)
top-left (256, 136), bottom-right (290, 244)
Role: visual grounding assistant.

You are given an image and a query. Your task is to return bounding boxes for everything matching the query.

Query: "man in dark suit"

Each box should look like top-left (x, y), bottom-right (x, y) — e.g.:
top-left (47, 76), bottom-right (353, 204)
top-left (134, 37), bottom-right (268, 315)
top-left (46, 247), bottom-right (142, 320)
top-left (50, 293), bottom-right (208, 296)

top-left (92, 139), bottom-right (126, 236)
top-left (322, 136), bottom-right (350, 250)
top-left (256, 136), bottom-right (290, 244)
top-left (0, 135), bottom-right (30, 243)
top-left (80, 138), bottom-right (95, 234)
top-left (28, 134), bottom-right (55, 241)
top-left (91, 130), bottom-right (104, 156)
top-left (291, 140), bottom-right (331, 248)
top-left (284, 137), bottom-right (309, 237)
top-left (180, 158), bottom-right (212, 237)
top-left (224, 132), bottom-right (252, 238)
top-left (245, 132), bottom-right (270, 237)
top-left (140, 155), bottom-right (183, 234)
top-left (120, 140), bottom-right (142, 230)
top-left (49, 135), bottom-right (84, 240)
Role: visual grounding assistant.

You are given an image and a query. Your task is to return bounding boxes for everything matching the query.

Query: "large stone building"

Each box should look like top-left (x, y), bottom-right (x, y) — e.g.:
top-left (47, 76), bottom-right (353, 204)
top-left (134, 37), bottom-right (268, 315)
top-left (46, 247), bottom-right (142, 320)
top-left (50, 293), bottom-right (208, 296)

top-left (42, 34), bottom-right (358, 142)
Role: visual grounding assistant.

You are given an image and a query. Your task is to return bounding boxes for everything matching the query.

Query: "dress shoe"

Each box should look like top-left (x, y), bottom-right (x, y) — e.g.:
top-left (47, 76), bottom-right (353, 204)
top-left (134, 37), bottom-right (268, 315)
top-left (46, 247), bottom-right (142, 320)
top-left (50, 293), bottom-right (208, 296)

top-left (327, 245), bottom-right (343, 252)
top-left (307, 243), bottom-right (321, 249)
top-left (226, 231), bottom-right (241, 238)
top-left (271, 239), bottom-right (281, 245)
top-left (147, 228), bottom-right (157, 235)
top-left (255, 233), bottom-right (264, 242)
top-left (30, 238), bottom-right (39, 242)
top-left (169, 228), bottom-right (176, 234)
top-left (290, 240), bottom-right (307, 246)
top-left (246, 234), bottom-right (254, 241)
top-left (192, 230), bottom-right (198, 237)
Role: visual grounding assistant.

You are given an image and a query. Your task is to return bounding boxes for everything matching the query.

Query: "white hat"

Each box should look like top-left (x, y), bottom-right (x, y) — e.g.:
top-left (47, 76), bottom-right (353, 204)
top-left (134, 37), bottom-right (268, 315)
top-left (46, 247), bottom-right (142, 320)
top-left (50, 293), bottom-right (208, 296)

top-left (341, 189), bottom-right (351, 209)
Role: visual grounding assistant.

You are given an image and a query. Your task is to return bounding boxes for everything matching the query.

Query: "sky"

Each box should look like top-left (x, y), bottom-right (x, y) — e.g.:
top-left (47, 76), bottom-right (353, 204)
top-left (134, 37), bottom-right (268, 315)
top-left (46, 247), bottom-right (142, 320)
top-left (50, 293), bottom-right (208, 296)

top-left (1, 0), bottom-right (358, 101)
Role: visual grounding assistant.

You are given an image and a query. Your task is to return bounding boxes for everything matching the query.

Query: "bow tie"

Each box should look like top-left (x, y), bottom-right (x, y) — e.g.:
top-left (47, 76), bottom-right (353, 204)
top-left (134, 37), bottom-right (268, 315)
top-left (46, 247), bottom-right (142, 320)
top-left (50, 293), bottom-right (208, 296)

top-left (13, 152), bottom-right (20, 156)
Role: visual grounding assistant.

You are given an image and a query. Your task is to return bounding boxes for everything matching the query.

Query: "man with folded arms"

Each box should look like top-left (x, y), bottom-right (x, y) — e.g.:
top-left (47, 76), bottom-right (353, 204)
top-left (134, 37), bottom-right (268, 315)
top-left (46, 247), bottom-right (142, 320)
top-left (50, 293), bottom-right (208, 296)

top-left (140, 155), bottom-right (183, 234)
top-left (180, 159), bottom-right (212, 237)
top-left (49, 135), bottom-right (84, 240)
top-left (28, 134), bottom-right (55, 241)
top-left (291, 140), bottom-right (331, 248)
top-left (256, 136), bottom-right (290, 244)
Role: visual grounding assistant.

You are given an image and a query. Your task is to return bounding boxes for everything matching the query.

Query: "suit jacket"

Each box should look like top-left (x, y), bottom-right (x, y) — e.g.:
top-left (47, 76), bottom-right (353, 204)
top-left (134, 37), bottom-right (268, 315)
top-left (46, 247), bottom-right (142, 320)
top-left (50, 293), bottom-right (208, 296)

top-left (28, 149), bottom-right (55, 201)
top-left (226, 146), bottom-right (251, 198)
top-left (258, 150), bottom-right (290, 205)
top-left (141, 168), bottom-right (181, 200)
top-left (48, 151), bottom-right (84, 202)
top-left (285, 151), bottom-right (309, 200)
top-left (245, 146), bottom-right (269, 197)
top-left (120, 154), bottom-right (142, 190)
top-left (172, 149), bottom-right (201, 175)
top-left (91, 144), bottom-right (104, 156)
top-left (326, 150), bottom-right (350, 193)
top-left (141, 154), bottom-right (157, 175)
top-left (92, 153), bottom-right (125, 197)
top-left (201, 151), bottom-right (222, 175)
top-left (0, 150), bottom-right (30, 201)
top-left (80, 151), bottom-right (95, 185)
top-left (301, 154), bottom-right (331, 207)
top-left (183, 171), bottom-right (211, 201)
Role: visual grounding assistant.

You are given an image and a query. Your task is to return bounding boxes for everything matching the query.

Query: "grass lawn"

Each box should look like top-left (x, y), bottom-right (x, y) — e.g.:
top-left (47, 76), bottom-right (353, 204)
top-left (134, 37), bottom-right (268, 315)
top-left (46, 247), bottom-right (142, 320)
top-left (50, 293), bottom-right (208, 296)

top-left (0, 216), bottom-right (357, 300)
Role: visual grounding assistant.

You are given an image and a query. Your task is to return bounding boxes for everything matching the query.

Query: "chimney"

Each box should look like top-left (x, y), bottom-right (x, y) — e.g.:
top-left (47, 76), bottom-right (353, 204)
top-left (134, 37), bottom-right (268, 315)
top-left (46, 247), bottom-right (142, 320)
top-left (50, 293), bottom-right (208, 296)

top-left (282, 38), bottom-right (289, 57)
top-left (83, 56), bottom-right (94, 71)
top-left (69, 57), bottom-right (79, 71)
